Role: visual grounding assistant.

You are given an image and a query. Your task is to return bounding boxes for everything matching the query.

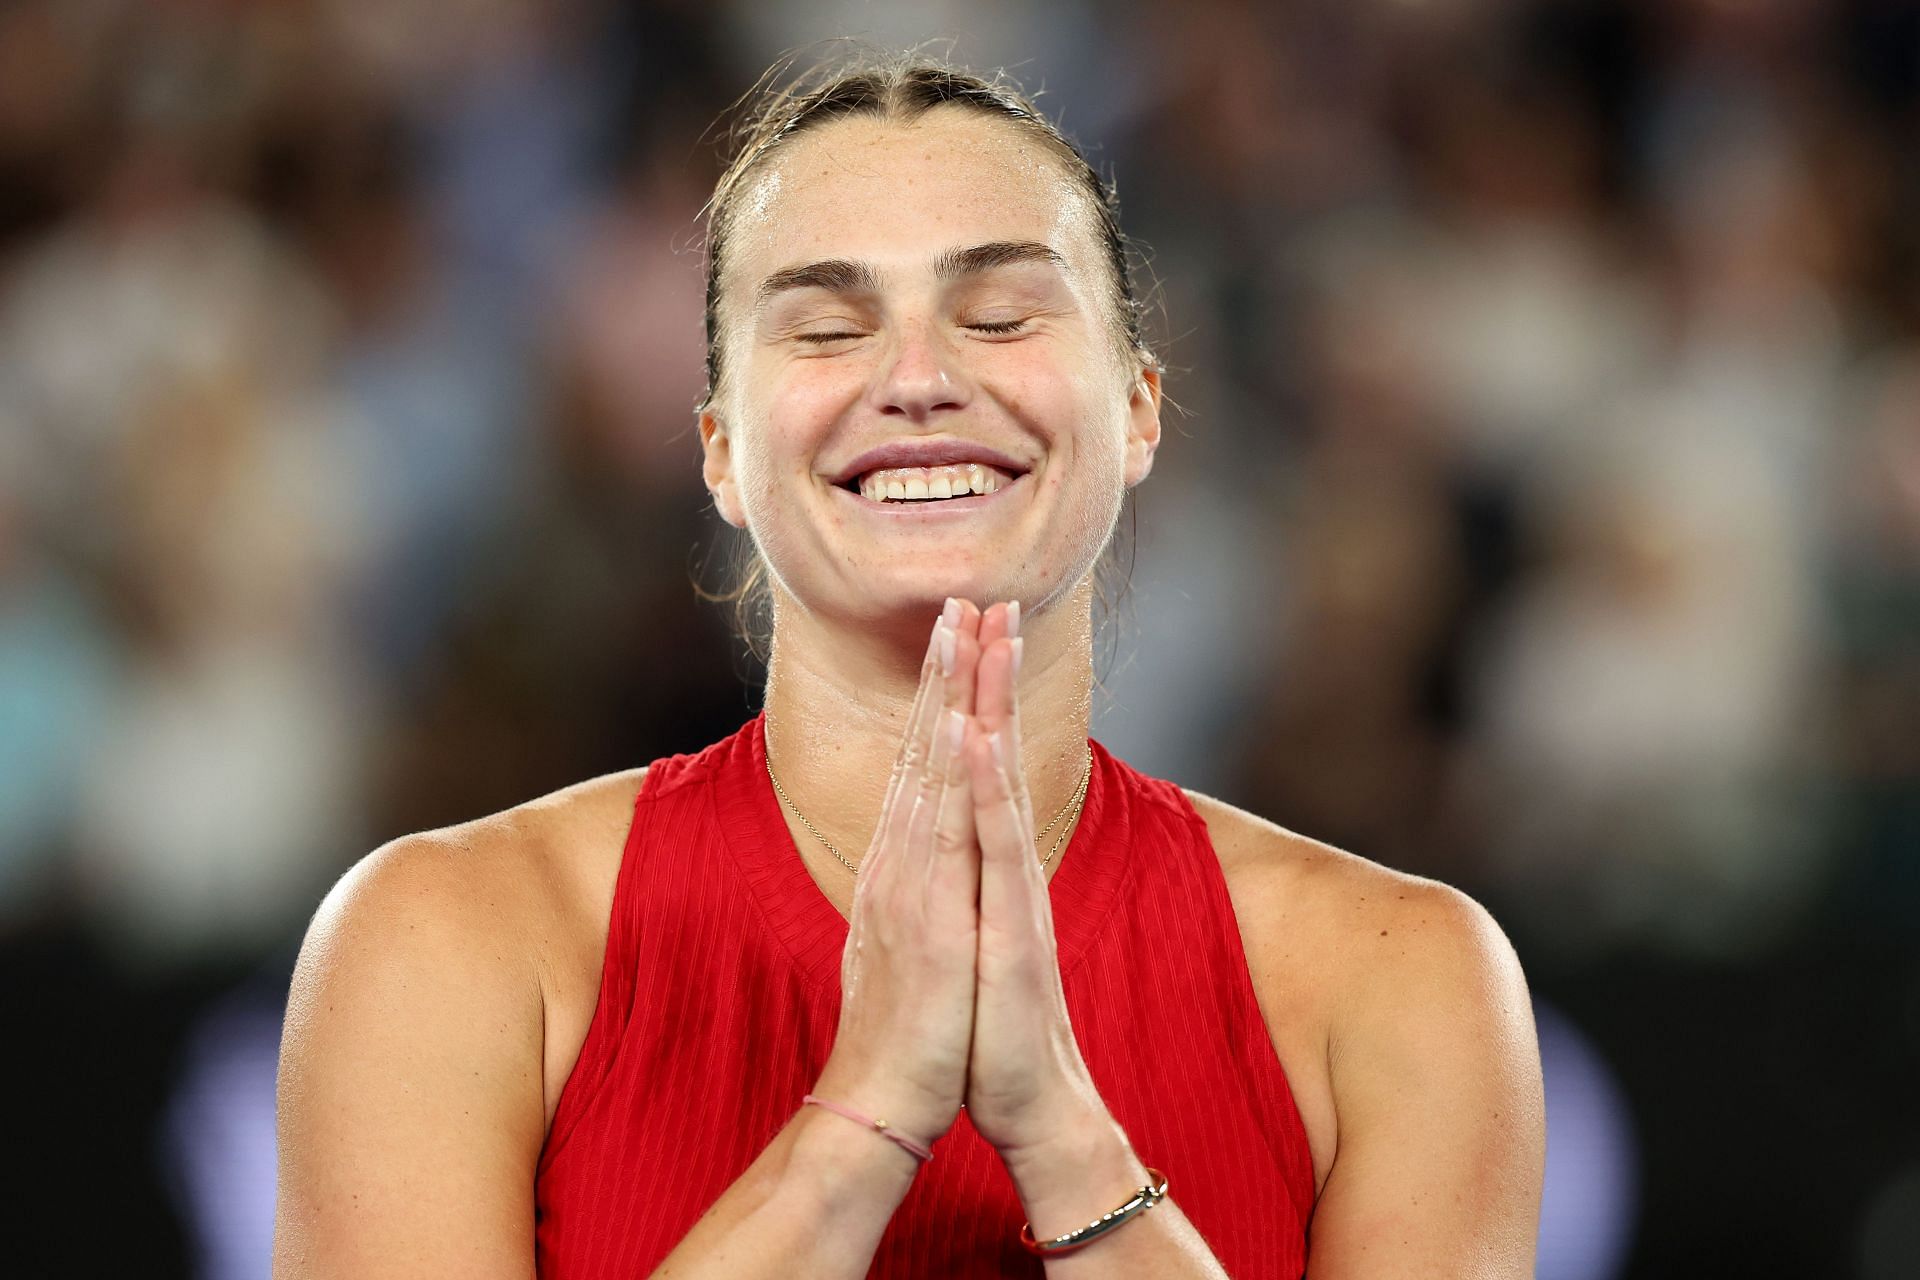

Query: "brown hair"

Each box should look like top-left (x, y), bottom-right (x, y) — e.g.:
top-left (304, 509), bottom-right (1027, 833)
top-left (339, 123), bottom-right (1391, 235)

top-left (693, 50), bottom-right (1152, 670)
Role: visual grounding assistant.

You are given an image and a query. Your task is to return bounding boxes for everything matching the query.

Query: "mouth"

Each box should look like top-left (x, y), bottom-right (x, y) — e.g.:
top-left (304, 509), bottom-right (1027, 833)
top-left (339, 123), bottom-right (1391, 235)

top-left (828, 437), bottom-right (1033, 505)
top-left (836, 461), bottom-right (1026, 504)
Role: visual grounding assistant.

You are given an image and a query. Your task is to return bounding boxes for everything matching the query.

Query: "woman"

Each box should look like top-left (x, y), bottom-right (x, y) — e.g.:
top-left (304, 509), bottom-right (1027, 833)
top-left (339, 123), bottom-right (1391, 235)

top-left (274, 56), bottom-right (1545, 1278)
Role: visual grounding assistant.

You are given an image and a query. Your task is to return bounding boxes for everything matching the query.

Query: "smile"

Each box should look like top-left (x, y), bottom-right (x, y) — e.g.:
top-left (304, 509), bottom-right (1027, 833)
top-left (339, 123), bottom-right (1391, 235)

top-left (833, 467), bottom-right (1028, 516)
top-left (848, 462), bottom-right (1018, 503)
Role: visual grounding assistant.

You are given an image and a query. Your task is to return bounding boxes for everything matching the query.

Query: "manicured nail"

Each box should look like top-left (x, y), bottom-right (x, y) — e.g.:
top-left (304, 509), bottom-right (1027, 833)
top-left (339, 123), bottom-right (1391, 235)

top-left (946, 709), bottom-right (966, 753)
top-left (1006, 599), bottom-right (1020, 638)
top-left (988, 730), bottom-right (1007, 770)
top-left (1010, 636), bottom-right (1023, 680)
top-left (937, 624), bottom-right (956, 677)
top-left (942, 597), bottom-right (963, 630)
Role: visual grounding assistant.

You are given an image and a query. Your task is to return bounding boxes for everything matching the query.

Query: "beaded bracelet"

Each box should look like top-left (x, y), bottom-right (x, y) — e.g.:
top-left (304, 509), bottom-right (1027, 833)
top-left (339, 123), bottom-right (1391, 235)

top-left (1018, 1167), bottom-right (1170, 1257)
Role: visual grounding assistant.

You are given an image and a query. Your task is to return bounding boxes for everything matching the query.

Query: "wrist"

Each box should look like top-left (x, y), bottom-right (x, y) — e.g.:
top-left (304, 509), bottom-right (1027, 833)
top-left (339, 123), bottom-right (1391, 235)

top-left (786, 1100), bottom-right (923, 1225)
top-left (998, 1105), bottom-right (1153, 1241)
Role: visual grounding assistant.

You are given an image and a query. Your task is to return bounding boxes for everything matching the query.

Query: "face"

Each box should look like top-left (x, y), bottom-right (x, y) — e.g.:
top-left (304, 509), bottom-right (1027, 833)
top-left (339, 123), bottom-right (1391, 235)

top-left (699, 108), bottom-right (1162, 631)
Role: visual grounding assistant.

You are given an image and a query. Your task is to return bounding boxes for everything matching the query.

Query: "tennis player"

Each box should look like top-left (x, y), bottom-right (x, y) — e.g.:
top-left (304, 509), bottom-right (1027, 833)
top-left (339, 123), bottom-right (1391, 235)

top-left (274, 55), bottom-right (1545, 1279)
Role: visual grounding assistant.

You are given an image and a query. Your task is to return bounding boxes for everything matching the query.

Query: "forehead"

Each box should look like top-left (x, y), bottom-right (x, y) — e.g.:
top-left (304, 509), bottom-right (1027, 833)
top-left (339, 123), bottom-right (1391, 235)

top-left (723, 109), bottom-right (1101, 295)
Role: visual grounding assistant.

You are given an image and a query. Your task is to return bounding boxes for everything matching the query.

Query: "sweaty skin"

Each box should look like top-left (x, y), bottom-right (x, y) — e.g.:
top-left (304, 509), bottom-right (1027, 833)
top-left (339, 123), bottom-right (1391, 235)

top-left (275, 104), bottom-right (1545, 1280)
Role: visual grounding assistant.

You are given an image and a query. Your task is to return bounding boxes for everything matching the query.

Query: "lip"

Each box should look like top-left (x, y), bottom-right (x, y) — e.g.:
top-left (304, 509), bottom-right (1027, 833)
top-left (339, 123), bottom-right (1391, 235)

top-left (830, 438), bottom-right (1031, 487)
top-left (834, 471), bottom-right (1028, 517)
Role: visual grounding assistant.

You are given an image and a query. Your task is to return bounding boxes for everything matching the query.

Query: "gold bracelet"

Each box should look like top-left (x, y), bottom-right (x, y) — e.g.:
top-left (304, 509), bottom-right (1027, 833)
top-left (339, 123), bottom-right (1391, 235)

top-left (1017, 1167), bottom-right (1169, 1257)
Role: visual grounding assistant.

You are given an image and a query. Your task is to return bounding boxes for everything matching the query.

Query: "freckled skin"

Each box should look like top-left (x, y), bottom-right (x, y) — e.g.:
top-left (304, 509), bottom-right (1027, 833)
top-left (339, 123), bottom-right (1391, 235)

top-left (273, 97), bottom-right (1541, 1280)
top-left (700, 109), bottom-right (1159, 635)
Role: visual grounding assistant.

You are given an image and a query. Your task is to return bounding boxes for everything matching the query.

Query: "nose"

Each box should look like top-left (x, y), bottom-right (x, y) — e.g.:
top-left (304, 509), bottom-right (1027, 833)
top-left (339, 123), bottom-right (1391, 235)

top-left (870, 322), bottom-right (969, 420)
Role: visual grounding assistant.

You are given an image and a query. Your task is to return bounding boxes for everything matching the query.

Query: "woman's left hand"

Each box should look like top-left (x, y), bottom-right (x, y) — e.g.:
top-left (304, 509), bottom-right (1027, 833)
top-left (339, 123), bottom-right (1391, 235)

top-left (959, 600), bottom-right (1108, 1161)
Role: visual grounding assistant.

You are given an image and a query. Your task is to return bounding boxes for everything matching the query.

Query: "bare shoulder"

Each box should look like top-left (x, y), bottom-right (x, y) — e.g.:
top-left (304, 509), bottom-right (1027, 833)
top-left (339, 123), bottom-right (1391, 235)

top-left (1178, 787), bottom-right (1538, 1215)
top-left (295, 765), bottom-right (648, 1007)
top-left (274, 768), bottom-right (647, 1278)
top-left (1179, 786), bottom-right (1522, 998)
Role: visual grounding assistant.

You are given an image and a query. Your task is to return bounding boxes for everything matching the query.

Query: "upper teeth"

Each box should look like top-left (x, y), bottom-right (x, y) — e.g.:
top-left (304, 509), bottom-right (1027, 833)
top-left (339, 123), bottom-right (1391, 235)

top-left (859, 464), bottom-right (1009, 502)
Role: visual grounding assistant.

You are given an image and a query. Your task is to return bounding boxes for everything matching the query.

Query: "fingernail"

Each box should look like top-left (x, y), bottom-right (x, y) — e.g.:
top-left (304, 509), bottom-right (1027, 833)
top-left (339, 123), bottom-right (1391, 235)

top-left (946, 709), bottom-right (965, 753)
top-left (937, 624), bottom-right (956, 677)
top-left (1010, 636), bottom-right (1023, 680)
top-left (1006, 599), bottom-right (1020, 638)
top-left (942, 597), bottom-right (962, 630)
top-left (988, 730), bottom-right (1006, 770)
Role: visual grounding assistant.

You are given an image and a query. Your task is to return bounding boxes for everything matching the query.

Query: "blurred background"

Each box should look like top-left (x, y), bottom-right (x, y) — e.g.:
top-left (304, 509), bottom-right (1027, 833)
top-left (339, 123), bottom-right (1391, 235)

top-left (1, 0), bottom-right (1916, 1275)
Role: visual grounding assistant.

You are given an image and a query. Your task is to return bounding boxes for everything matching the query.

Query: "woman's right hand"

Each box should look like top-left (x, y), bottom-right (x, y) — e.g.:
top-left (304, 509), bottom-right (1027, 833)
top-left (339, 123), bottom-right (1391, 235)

top-left (811, 599), bottom-right (983, 1152)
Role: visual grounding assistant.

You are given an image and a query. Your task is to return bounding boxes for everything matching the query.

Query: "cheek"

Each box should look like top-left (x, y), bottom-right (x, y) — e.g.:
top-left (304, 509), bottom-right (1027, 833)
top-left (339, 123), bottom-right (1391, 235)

top-left (989, 348), bottom-right (1130, 480)
top-left (985, 361), bottom-right (1130, 581)
top-left (771, 358), bottom-right (869, 431)
top-left (1043, 371), bottom-right (1135, 539)
top-left (731, 361), bottom-right (864, 515)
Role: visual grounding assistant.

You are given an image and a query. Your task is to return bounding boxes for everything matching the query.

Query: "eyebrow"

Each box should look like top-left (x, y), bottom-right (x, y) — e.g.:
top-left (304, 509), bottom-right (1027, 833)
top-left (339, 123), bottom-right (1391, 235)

top-left (754, 259), bottom-right (881, 307)
top-left (932, 240), bottom-right (1066, 280)
top-left (753, 240), bottom-right (1065, 309)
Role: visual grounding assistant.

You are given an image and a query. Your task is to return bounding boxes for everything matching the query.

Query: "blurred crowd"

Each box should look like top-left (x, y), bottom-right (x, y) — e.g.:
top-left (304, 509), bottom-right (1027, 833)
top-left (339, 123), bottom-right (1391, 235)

top-left (2, 0), bottom-right (1917, 1276)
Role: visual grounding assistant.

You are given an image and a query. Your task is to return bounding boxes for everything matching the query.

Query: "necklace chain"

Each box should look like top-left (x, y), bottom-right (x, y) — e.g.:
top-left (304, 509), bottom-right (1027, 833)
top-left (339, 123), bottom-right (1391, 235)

top-left (766, 737), bottom-right (1093, 876)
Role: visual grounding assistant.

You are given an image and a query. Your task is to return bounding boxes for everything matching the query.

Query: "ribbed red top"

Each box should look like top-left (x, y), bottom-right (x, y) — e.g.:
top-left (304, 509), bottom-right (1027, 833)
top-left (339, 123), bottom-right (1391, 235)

top-left (534, 713), bottom-right (1314, 1277)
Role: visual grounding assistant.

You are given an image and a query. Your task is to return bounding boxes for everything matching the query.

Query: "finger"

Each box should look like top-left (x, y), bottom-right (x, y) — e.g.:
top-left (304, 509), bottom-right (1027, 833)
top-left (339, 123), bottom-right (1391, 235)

top-left (1008, 631), bottom-right (1027, 828)
top-left (921, 598), bottom-right (981, 715)
top-left (953, 596), bottom-right (984, 641)
top-left (867, 609), bottom-right (957, 880)
top-left (977, 598), bottom-right (1012, 649)
top-left (972, 602), bottom-right (1013, 734)
top-left (972, 630), bottom-right (1034, 833)
top-left (946, 600), bottom-right (982, 718)
top-left (856, 692), bottom-right (961, 986)
top-left (970, 726), bottom-right (1050, 921)
top-left (902, 703), bottom-right (963, 884)
top-left (927, 705), bottom-right (981, 900)
top-left (974, 602), bottom-right (1020, 733)
top-left (901, 613), bottom-right (982, 875)
top-left (1004, 598), bottom-right (1024, 792)
top-left (881, 610), bottom-right (951, 820)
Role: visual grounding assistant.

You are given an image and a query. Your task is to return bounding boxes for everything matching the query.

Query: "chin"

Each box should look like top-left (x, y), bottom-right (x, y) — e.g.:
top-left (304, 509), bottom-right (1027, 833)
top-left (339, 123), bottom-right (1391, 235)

top-left (838, 566), bottom-right (1011, 618)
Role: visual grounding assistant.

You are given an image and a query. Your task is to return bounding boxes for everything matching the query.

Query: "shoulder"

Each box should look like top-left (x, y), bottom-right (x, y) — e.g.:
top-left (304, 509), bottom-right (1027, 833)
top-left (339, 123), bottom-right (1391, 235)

top-left (1178, 785), bottom-right (1526, 1013)
top-left (281, 766), bottom-right (648, 1121)
top-left (1179, 788), bottom-right (1539, 1151)
top-left (1180, 788), bottom-right (1544, 1268)
top-left (275, 768), bottom-right (648, 1276)
top-left (296, 765), bottom-right (648, 989)
top-left (283, 762), bottom-right (650, 1050)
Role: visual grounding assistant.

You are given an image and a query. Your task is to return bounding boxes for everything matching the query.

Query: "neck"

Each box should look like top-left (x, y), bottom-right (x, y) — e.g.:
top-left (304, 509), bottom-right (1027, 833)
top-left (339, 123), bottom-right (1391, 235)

top-left (761, 583), bottom-right (1096, 880)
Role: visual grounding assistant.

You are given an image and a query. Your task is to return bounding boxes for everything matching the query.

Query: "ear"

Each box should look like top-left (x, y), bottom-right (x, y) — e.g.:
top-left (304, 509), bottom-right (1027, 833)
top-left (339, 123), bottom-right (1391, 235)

top-left (699, 410), bottom-right (748, 529)
top-left (1123, 364), bottom-right (1163, 488)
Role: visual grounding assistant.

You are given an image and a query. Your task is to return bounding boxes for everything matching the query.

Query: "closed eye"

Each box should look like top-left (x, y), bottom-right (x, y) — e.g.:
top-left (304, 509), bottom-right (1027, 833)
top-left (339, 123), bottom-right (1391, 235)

top-left (968, 319), bottom-right (1028, 335)
top-left (794, 331), bottom-right (868, 344)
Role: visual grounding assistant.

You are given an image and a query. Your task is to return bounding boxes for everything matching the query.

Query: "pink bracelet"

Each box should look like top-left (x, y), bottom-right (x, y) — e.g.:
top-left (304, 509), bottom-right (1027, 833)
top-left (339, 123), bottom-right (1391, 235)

top-left (801, 1094), bottom-right (935, 1162)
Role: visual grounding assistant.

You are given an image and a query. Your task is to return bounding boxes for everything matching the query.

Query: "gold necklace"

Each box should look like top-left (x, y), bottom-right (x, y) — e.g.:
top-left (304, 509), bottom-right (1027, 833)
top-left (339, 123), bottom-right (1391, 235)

top-left (767, 739), bottom-right (1093, 876)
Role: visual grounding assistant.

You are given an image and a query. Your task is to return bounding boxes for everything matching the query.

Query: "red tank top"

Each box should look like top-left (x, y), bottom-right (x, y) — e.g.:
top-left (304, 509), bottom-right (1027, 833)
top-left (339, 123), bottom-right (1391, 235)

top-left (534, 713), bottom-right (1314, 1277)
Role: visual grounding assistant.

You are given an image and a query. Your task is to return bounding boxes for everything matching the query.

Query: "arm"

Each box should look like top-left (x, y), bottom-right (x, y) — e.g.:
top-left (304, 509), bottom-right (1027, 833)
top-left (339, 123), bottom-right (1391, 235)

top-left (274, 835), bottom-right (545, 1278)
top-left (989, 883), bottom-right (1544, 1279)
top-left (644, 1107), bottom-right (919, 1278)
top-left (959, 608), bottom-right (1236, 1278)
top-left (273, 833), bottom-right (918, 1279)
top-left (1304, 883), bottom-right (1546, 1278)
top-left (658, 601), bottom-right (991, 1275)
top-left (1001, 1112), bottom-right (1235, 1278)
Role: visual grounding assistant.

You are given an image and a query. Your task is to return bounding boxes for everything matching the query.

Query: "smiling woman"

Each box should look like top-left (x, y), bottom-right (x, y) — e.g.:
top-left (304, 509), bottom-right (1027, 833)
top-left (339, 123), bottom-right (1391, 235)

top-left (272, 52), bottom-right (1546, 1280)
